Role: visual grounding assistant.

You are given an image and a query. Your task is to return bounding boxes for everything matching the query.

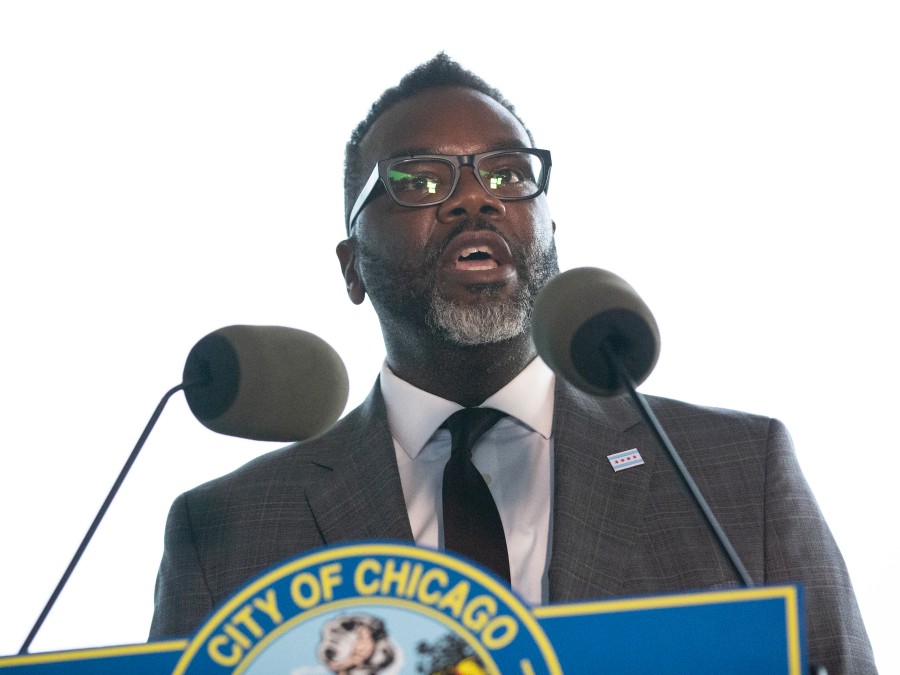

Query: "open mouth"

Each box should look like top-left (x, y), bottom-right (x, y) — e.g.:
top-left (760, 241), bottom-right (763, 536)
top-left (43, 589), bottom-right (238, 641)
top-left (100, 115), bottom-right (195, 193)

top-left (439, 230), bottom-right (515, 285)
top-left (456, 246), bottom-right (500, 271)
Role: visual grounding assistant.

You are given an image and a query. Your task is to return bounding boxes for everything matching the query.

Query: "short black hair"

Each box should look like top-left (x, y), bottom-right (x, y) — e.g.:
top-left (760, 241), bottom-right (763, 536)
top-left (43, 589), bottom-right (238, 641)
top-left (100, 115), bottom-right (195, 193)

top-left (343, 53), bottom-right (535, 230)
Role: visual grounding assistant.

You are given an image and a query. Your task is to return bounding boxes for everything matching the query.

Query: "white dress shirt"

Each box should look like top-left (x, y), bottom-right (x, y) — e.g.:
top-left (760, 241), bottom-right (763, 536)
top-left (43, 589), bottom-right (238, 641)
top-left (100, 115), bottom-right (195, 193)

top-left (380, 357), bottom-right (555, 605)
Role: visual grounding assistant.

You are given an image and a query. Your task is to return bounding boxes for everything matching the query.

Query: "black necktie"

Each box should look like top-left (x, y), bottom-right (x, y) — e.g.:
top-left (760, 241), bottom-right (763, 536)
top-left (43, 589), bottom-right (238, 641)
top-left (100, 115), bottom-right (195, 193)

top-left (441, 407), bottom-right (511, 583)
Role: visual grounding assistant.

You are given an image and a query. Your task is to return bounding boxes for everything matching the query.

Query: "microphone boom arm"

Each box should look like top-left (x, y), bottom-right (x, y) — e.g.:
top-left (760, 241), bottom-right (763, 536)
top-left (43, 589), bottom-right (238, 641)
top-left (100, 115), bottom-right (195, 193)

top-left (601, 340), bottom-right (755, 589)
top-left (18, 382), bottom-right (186, 655)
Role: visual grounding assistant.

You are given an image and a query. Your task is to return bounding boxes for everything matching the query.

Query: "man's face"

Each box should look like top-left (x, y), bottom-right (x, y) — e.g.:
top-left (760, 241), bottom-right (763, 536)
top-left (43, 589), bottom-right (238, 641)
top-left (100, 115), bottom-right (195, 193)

top-left (340, 86), bottom-right (558, 346)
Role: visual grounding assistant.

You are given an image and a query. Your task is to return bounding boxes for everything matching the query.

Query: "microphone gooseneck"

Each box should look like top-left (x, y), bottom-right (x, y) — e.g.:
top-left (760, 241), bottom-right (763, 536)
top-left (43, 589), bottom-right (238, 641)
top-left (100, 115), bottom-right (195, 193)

top-left (533, 267), bottom-right (754, 588)
top-left (21, 325), bottom-right (349, 653)
top-left (19, 382), bottom-right (185, 655)
top-left (601, 341), bottom-right (754, 588)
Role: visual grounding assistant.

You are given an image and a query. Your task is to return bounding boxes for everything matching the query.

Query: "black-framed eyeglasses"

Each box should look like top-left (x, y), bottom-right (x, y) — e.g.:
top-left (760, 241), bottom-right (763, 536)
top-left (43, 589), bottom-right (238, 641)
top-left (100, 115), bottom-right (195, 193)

top-left (347, 148), bottom-right (552, 231)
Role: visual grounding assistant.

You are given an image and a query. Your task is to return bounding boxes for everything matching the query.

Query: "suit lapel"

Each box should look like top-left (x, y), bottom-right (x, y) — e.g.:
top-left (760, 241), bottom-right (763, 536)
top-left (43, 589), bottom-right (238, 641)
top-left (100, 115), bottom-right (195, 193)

top-left (304, 381), bottom-right (415, 544)
top-left (549, 382), bottom-right (653, 602)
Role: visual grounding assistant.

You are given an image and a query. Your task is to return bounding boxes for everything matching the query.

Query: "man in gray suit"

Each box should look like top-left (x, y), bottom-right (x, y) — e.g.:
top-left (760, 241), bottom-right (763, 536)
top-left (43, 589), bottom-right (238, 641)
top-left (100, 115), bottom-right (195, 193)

top-left (151, 55), bottom-right (876, 672)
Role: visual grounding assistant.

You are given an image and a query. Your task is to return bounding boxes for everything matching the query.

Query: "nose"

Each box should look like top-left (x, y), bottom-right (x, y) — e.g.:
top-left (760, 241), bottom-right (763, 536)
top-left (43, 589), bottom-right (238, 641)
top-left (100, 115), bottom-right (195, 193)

top-left (436, 165), bottom-right (506, 223)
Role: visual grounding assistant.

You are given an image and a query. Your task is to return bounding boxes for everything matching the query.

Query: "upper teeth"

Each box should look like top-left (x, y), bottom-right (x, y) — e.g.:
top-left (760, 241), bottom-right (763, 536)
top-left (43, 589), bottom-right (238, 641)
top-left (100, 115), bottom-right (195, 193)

top-left (461, 246), bottom-right (491, 258)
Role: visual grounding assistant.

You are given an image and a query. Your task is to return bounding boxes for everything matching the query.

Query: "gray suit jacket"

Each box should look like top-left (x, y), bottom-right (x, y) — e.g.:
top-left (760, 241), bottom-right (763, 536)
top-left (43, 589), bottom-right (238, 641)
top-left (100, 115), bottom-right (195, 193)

top-left (150, 379), bottom-right (876, 673)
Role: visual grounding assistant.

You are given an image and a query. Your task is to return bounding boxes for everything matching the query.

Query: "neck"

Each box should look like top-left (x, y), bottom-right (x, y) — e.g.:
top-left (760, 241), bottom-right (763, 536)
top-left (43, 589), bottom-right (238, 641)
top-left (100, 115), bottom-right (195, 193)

top-left (384, 329), bottom-right (536, 407)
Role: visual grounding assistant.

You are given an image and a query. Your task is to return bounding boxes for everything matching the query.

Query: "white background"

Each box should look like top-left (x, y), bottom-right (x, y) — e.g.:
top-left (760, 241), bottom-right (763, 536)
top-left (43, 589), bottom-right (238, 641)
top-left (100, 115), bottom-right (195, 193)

top-left (1, 1), bottom-right (896, 670)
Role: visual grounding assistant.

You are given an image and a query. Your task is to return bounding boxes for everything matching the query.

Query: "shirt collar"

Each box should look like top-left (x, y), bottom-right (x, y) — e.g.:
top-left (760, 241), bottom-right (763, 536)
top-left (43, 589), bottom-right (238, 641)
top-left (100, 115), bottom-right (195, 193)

top-left (380, 356), bottom-right (556, 460)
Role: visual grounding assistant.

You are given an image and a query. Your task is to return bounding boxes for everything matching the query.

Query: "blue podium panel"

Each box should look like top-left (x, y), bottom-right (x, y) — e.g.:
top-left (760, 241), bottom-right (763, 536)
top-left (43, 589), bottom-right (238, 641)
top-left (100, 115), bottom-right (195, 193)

top-left (0, 642), bottom-right (184, 675)
top-left (535, 586), bottom-right (806, 675)
top-left (0, 545), bottom-right (806, 674)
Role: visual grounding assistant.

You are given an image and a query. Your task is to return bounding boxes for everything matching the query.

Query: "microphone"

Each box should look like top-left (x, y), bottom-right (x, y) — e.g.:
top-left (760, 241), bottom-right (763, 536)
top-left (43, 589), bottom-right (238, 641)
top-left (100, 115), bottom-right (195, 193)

top-left (183, 325), bottom-right (349, 442)
top-left (533, 267), bottom-right (754, 588)
top-left (532, 267), bottom-right (660, 397)
top-left (19, 325), bottom-right (349, 654)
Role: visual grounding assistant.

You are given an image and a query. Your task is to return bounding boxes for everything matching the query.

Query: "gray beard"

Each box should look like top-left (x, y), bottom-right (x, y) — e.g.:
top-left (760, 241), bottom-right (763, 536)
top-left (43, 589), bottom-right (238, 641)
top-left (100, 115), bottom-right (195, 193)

top-left (426, 286), bottom-right (532, 346)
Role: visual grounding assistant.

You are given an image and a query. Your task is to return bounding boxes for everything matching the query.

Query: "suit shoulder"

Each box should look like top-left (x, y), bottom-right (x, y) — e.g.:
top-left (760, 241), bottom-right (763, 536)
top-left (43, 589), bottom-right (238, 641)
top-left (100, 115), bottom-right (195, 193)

top-left (182, 399), bottom-right (370, 502)
top-left (643, 394), bottom-right (775, 428)
top-left (558, 379), bottom-right (779, 439)
top-left (651, 395), bottom-right (789, 453)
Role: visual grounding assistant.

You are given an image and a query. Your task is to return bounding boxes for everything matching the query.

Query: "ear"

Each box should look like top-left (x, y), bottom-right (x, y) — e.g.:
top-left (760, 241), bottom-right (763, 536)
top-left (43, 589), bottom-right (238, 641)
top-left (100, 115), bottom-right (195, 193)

top-left (336, 238), bottom-right (366, 305)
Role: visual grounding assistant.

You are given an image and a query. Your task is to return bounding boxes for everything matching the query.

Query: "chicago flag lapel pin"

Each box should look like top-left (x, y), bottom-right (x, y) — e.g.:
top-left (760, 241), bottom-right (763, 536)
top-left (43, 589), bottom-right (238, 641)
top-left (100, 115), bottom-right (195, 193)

top-left (608, 448), bottom-right (645, 472)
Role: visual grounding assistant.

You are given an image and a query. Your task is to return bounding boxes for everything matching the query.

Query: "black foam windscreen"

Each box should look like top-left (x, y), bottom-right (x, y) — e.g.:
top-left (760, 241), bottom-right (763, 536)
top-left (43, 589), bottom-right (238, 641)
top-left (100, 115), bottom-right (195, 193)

top-left (532, 267), bottom-right (660, 396)
top-left (183, 325), bottom-right (349, 442)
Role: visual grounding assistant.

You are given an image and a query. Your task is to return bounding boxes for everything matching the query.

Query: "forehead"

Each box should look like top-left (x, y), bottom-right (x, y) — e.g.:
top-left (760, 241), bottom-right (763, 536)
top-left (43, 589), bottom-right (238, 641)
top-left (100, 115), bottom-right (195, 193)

top-left (359, 86), bottom-right (532, 164)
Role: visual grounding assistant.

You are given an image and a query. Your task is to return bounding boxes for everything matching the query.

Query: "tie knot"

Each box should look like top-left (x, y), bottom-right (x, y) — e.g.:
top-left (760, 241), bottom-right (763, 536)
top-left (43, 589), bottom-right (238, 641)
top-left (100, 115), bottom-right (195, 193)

top-left (443, 408), bottom-right (506, 459)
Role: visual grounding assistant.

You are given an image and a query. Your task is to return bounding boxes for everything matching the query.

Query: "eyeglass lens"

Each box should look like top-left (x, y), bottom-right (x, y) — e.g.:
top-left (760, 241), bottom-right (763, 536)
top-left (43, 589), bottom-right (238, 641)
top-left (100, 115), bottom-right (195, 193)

top-left (386, 151), bottom-right (544, 207)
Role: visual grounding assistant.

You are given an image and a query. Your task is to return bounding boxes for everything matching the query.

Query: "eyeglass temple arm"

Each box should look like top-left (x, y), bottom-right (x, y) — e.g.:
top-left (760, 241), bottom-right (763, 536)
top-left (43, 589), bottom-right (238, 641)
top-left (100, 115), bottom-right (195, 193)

top-left (347, 165), bottom-right (383, 233)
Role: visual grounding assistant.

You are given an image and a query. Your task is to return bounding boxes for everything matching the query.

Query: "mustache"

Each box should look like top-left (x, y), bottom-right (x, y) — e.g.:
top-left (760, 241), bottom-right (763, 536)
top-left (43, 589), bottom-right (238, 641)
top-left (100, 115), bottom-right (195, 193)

top-left (425, 219), bottom-right (504, 262)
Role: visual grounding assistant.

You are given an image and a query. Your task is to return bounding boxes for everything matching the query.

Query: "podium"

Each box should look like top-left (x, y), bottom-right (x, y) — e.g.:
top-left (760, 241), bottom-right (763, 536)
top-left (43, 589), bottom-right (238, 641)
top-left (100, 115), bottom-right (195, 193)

top-left (0, 543), bottom-right (807, 674)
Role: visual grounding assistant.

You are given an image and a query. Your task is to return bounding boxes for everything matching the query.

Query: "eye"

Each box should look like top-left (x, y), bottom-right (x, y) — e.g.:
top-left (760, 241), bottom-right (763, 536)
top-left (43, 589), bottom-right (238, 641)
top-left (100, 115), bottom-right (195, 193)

top-left (481, 166), bottom-right (527, 189)
top-left (386, 159), bottom-right (454, 205)
top-left (478, 152), bottom-right (541, 195)
top-left (388, 169), bottom-right (441, 194)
